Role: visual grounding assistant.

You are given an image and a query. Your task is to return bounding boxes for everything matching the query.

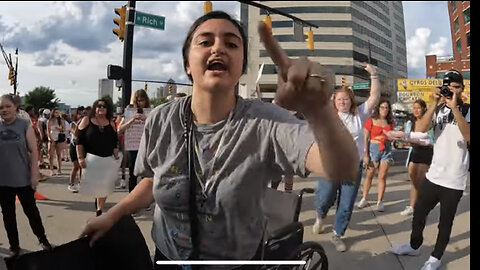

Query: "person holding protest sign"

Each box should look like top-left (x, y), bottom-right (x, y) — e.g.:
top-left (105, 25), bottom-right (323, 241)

top-left (118, 89), bottom-right (151, 193)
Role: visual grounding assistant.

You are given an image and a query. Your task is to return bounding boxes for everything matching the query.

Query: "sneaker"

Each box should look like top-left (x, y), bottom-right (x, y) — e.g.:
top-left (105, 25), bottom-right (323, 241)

top-left (421, 256), bottom-right (442, 270)
top-left (120, 179), bottom-right (126, 189)
top-left (312, 217), bottom-right (324, 234)
top-left (400, 206), bottom-right (414, 216)
top-left (96, 210), bottom-right (102, 217)
top-left (376, 201), bottom-right (385, 212)
top-left (68, 184), bottom-right (79, 193)
top-left (391, 243), bottom-right (420, 256)
top-left (330, 234), bottom-right (347, 252)
top-left (356, 198), bottom-right (368, 209)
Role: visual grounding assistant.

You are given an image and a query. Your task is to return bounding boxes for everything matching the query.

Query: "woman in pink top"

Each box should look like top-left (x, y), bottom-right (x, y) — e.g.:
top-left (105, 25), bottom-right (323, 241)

top-left (357, 99), bottom-right (394, 212)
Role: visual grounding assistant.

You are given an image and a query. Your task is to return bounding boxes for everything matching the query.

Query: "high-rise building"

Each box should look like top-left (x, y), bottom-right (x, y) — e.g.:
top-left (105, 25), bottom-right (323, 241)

top-left (98, 78), bottom-right (114, 99)
top-left (426, 1), bottom-right (470, 79)
top-left (239, 1), bottom-right (407, 102)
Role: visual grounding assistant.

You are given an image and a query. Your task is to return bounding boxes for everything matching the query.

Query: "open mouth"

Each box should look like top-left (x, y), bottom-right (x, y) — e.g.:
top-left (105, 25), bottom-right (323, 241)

top-left (207, 61), bottom-right (227, 72)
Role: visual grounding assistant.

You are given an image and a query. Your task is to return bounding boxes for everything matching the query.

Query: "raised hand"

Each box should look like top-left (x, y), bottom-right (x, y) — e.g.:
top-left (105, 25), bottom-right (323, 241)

top-left (364, 64), bottom-right (377, 75)
top-left (258, 22), bottom-right (335, 113)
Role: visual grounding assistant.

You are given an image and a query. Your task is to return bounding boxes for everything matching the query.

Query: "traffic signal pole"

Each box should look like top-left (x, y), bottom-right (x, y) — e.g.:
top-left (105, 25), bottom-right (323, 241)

top-left (14, 48), bottom-right (18, 95)
top-left (122, 1), bottom-right (136, 108)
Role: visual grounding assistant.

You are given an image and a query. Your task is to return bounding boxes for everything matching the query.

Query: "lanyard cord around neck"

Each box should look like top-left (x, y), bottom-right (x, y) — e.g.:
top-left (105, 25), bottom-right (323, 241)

top-left (184, 96), bottom-right (200, 260)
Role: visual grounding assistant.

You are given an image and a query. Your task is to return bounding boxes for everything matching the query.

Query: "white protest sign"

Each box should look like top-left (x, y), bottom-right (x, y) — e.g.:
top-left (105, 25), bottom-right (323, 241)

top-left (124, 107), bottom-right (151, 151)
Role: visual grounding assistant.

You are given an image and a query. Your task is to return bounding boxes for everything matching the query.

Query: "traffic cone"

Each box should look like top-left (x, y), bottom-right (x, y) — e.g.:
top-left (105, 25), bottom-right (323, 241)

top-left (34, 192), bottom-right (49, 200)
top-left (15, 192), bottom-right (49, 202)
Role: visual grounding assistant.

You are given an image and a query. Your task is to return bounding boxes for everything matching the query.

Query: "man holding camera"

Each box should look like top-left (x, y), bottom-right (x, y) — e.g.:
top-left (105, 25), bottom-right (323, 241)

top-left (391, 70), bottom-right (470, 270)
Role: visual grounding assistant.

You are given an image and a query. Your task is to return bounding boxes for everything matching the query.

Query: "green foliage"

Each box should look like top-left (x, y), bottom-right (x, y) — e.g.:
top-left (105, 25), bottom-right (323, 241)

top-left (150, 96), bottom-right (168, 108)
top-left (24, 86), bottom-right (60, 111)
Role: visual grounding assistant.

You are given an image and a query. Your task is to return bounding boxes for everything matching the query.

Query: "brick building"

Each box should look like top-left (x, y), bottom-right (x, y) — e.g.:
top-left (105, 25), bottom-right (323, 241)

top-left (426, 1), bottom-right (470, 79)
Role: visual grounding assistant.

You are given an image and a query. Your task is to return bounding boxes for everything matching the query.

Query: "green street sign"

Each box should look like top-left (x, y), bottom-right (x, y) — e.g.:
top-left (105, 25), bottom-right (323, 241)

top-left (352, 82), bottom-right (371, 90)
top-left (135, 11), bottom-right (165, 30)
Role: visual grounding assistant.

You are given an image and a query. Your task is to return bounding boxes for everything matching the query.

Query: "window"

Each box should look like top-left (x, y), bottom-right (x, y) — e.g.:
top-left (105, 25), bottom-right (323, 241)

top-left (454, 19), bottom-right (460, 32)
top-left (456, 39), bottom-right (462, 53)
top-left (436, 72), bottom-right (446, 79)
top-left (464, 8), bottom-right (470, 23)
top-left (451, 1), bottom-right (457, 11)
top-left (467, 32), bottom-right (470, 47)
top-left (463, 71), bottom-right (470, 80)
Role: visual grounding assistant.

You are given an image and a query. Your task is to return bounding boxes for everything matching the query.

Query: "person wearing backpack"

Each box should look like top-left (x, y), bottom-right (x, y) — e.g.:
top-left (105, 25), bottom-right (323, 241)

top-left (392, 70), bottom-right (470, 270)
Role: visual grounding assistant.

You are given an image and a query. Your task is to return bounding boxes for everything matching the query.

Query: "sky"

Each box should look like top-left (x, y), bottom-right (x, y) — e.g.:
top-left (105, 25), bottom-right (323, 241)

top-left (0, 1), bottom-right (452, 107)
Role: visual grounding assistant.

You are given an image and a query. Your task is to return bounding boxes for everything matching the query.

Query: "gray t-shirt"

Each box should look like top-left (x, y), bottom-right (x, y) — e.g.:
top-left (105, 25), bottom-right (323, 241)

top-left (0, 118), bottom-right (31, 187)
top-left (135, 96), bottom-right (315, 262)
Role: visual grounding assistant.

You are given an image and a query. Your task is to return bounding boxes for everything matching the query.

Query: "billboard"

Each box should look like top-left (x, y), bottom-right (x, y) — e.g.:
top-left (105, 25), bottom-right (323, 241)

top-left (397, 79), bottom-right (470, 104)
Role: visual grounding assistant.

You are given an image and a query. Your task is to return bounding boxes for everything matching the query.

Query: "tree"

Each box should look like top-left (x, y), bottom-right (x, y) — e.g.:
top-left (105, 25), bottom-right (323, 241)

top-left (150, 96), bottom-right (168, 108)
top-left (24, 86), bottom-right (60, 111)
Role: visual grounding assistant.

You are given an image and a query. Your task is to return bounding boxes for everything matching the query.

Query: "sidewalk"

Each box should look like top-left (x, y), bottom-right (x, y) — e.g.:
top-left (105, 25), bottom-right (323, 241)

top-left (0, 161), bottom-right (470, 270)
top-left (295, 164), bottom-right (470, 270)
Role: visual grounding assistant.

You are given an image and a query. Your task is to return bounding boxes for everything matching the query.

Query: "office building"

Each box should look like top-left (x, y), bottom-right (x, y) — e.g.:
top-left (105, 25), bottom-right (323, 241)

top-left (239, 1), bottom-right (408, 102)
top-left (426, 1), bottom-right (470, 79)
top-left (98, 78), bottom-right (113, 99)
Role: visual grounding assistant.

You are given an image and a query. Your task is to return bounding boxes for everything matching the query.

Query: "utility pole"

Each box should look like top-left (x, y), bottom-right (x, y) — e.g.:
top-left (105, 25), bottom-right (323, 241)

top-left (122, 1), bottom-right (135, 108)
top-left (368, 40), bottom-right (372, 64)
top-left (14, 48), bottom-right (18, 95)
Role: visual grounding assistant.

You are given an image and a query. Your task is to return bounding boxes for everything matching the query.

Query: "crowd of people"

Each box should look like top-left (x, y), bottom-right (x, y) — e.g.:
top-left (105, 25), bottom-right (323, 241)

top-left (0, 11), bottom-right (469, 270)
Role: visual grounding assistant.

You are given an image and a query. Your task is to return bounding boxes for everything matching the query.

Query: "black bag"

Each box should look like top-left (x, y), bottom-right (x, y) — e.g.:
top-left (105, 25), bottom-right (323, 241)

top-left (56, 133), bottom-right (66, 143)
top-left (5, 215), bottom-right (152, 270)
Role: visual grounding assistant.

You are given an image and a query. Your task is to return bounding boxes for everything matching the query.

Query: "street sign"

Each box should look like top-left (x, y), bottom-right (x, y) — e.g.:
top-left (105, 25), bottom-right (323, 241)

top-left (135, 11), bottom-right (165, 30)
top-left (352, 82), bottom-right (371, 90)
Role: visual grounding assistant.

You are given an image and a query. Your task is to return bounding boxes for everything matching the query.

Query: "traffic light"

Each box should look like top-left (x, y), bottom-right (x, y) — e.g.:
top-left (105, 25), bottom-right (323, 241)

top-left (144, 82), bottom-right (148, 90)
top-left (168, 84), bottom-right (173, 94)
top-left (113, 5), bottom-right (126, 41)
top-left (263, 15), bottom-right (272, 35)
top-left (305, 29), bottom-right (314, 51)
top-left (204, 1), bottom-right (212, 14)
top-left (341, 76), bottom-right (347, 86)
top-left (8, 67), bottom-right (14, 86)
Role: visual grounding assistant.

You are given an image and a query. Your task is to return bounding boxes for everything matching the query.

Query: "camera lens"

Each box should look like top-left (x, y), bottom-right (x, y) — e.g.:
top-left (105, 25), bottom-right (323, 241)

top-left (440, 85), bottom-right (453, 98)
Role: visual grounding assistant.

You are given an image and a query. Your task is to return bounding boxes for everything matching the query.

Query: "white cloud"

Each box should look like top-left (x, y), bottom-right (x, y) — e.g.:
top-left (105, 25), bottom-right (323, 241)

top-left (406, 28), bottom-right (431, 68)
top-left (406, 27), bottom-right (449, 78)
top-left (428, 37), bottom-right (449, 56)
top-left (1, 2), bottom-right (449, 104)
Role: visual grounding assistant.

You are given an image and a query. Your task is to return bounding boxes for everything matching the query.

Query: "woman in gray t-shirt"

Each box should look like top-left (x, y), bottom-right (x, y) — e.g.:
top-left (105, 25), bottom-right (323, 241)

top-left (0, 94), bottom-right (52, 256)
top-left (82, 11), bottom-right (359, 266)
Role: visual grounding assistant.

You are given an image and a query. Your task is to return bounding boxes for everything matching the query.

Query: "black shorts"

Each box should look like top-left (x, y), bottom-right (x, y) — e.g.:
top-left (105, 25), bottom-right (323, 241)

top-left (410, 145), bottom-right (433, 165)
top-left (69, 143), bottom-right (78, 162)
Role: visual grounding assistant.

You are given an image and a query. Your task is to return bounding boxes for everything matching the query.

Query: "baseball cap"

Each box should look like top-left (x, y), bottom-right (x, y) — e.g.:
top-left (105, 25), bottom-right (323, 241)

top-left (43, 109), bottom-right (51, 115)
top-left (443, 70), bottom-right (464, 85)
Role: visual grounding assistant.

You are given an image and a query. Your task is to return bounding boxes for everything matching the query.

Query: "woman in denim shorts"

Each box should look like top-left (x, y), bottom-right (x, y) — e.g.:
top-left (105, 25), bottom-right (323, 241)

top-left (357, 100), bottom-right (394, 212)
